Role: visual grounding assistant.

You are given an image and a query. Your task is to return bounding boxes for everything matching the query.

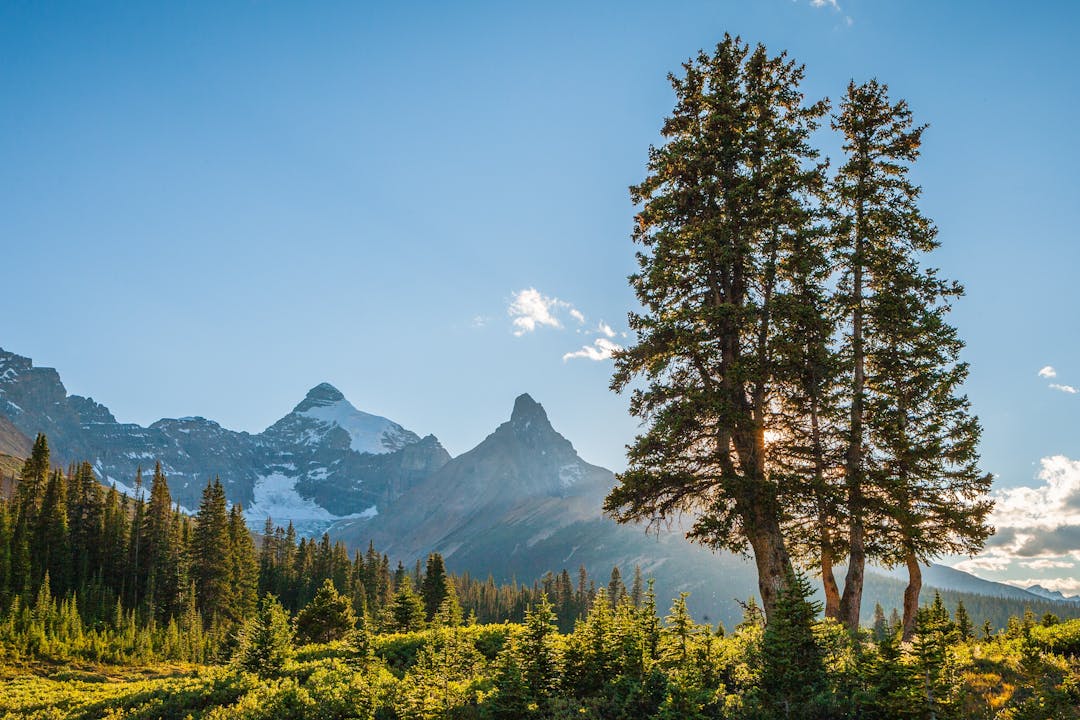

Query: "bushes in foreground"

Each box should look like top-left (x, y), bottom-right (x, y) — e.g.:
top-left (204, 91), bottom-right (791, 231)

top-left (3, 590), bottom-right (1079, 720)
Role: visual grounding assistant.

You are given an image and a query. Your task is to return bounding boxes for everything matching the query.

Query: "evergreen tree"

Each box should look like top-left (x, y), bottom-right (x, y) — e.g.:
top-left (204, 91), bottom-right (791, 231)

top-left (420, 552), bottom-right (449, 621)
top-left (126, 467), bottom-right (146, 608)
top-left (488, 645), bottom-right (531, 719)
top-left (0, 501), bottom-right (11, 604)
top-left (832, 79), bottom-right (992, 633)
top-left (954, 601), bottom-right (973, 640)
top-left (607, 566), bottom-right (627, 608)
top-left (662, 592), bottom-right (696, 669)
top-left (630, 565), bottom-right (645, 608)
top-left (859, 631), bottom-right (921, 720)
top-left (68, 462), bottom-right (104, 591)
top-left (227, 503), bottom-right (258, 622)
top-left (872, 603), bottom-right (889, 641)
top-left (235, 593), bottom-right (294, 678)
top-left (190, 478), bottom-right (231, 622)
top-left (433, 575), bottom-right (463, 627)
top-left (11, 434), bottom-right (50, 593)
top-left (101, 486), bottom-right (130, 593)
top-left (35, 469), bottom-right (69, 594)
top-left (384, 576), bottom-right (425, 632)
top-left (910, 603), bottom-right (955, 720)
top-left (604, 35), bottom-right (830, 619)
top-left (519, 595), bottom-right (561, 701)
top-left (759, 571), bottom-right (827, 718)
top-left (295, 577), bottom-right (357, 644)
top-left (141, 462), bottom-right (179, 618)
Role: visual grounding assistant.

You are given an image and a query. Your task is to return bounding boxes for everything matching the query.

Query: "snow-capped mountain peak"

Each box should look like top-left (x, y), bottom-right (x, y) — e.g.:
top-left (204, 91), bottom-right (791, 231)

top-left (289, 383), bottom-right (420, 455)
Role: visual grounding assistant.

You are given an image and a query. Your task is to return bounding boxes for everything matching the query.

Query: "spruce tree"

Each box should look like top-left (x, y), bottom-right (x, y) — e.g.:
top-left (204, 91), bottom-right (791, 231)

top-left (860, 631), bottom-right (921, 720)
top-left (235, 593), bottom-right (294, 678)
top-left (227, 503), bottom-right (258, 622)
top-left (141, 462), bottom-right (177, 619)
top-left (759, 571), bottom-right (827, 719)
top-left (35, 469), bottom-right (69, 594)
top-left (519, 595), bottom-right (561, 701)
top-left (384, 576), bottom-right (425, 632)
top-left (832, 79), bottom-right (992, 635)
top-left (296, 577), bottom-right (357, 644)
top-left (11, 434), bottom-right (49, 593)
top-left (604, 35), bottom-right (830, 619)
top-left (954, 601), bottom-right (973, 641)
top-left (607, 566), bottom-right (626, 608)
top-left (420, 552), bottom-right (449, 621)
top-left (191, 478), bottom-right (231, 622)
top-left (434, 575), bottom-right (463, 627)
top-left (630, 565), bottom-right (644, 608)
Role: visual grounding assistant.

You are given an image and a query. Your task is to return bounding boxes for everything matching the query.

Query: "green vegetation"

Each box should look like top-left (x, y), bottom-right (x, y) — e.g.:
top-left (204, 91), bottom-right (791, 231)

top-left (1, 588), bottom-right (1077, 719)
top-left (606, 33), bottom-right (992, 634)
top-left (0, 34), bottom-right (1075, 719)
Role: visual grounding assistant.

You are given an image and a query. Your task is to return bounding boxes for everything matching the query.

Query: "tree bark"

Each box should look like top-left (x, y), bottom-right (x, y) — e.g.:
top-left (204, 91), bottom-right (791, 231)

top-left (902, 551), bottom-right (922, 642)
top-left (840, 203), bottom-right (867, 632)
top-left (747, 521), bottom-right (794, 620)
top-left (821, 543), bottom-right (841, 620)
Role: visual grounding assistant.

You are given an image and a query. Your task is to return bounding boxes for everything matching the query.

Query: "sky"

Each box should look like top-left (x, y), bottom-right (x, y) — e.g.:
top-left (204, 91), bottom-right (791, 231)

top-left (2, 0), bottom-right (1080, 594)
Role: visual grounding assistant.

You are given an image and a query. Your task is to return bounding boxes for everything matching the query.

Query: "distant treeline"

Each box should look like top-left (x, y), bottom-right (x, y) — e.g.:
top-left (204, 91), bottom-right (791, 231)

top-left (0, 434), bottom-right (651, 661)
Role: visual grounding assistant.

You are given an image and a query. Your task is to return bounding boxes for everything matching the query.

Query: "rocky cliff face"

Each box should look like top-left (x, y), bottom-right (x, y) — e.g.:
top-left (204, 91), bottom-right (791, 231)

top-left (0, 347), bottom-right (448, 530)
top-left (334, 393), bottom-right (612, 560)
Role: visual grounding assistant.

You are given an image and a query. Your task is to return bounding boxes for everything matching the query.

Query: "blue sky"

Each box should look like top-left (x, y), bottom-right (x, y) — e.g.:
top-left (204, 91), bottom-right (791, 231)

top-left (3, 0), bottom-right (1080, 593)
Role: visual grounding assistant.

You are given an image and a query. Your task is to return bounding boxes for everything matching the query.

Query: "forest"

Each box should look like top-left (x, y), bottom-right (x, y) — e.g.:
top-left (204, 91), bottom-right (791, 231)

top-left (1, 437), bottom-right (1079, 718)
top-left (3, 33), bottom-right (1080, 720)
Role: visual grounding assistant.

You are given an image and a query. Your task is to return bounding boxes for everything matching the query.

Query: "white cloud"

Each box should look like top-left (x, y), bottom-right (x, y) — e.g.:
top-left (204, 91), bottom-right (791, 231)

top-left (569, 308), bottom-right (585, 324)
top-left (563, 337), bottom-right (622, 362)
top-left (1019, 558), bottom-right (1076, 570)
top-left (1050, 383), bottom-right (1078, 394)
top-left (508, 288), bottom-right (570, 336)
top-left (1039, 365), bottom-right (1057, 378)
top-left (957, 456), bottom-right (1080, 588)
top-left (597, 321), bottom-right (616, 338)
top-left (953, 556), bottom-right (1013, 573)
top-left (808, 0), bottom-right (852, 25)
top-left (992, 455), bottom-right (1080, 532)
top-left (471, 315), bottom-right (489, 329)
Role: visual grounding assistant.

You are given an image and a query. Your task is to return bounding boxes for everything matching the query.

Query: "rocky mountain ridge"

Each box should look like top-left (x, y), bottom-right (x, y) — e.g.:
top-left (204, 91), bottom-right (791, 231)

top-left (0, 347), bottom-right (448, 531)
top-left (0, 345), bottom-right (1069, 625)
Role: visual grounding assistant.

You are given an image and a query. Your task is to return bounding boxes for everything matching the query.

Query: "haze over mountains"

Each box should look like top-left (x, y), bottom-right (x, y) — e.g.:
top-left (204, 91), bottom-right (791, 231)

top-left (0, 345), bottom-right (1073, 626)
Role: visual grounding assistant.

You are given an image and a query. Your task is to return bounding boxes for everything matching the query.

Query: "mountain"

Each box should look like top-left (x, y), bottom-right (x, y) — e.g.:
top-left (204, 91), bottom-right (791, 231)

top-left (1026, 585), bottom-right (1080, 604)
top-left (330, 393), bottom-right (1069, 627)
top-left (0, 347), bottom-right (449, 532)
top-left (876, 563), bottom-right (1047, 602)
top-left (0, 413), bottom-right (30, 482)
top-left (336, 394), bottom-right (611, 559)
top-left (2, 345), bottom-right (1074, 626)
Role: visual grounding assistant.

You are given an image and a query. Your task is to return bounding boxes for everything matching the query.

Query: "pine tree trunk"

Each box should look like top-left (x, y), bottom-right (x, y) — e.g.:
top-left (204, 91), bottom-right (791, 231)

top-left (744, 493), bottom-right (794, 620)
top-left (820, 546), bottom-right (841, 620)
top-left (840, 519), bottom-right (865, 630)
top-left (811, 400), bottom-right (839, 620)
top-left (840, 209), bottom-right (867, 633)
top-left (902, 552), bottom-right (922, 642)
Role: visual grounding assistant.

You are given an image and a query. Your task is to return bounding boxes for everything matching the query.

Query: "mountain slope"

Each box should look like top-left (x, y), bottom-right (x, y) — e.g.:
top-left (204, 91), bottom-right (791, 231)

top-left (0, 347), bottom-right (448, 529)
top-left (1, 346), bottom-right (1069, 626)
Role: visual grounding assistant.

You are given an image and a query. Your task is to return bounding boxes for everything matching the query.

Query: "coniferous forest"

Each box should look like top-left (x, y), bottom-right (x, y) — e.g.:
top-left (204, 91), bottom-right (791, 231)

top-left (3, 32), bottom-right (1080, 720)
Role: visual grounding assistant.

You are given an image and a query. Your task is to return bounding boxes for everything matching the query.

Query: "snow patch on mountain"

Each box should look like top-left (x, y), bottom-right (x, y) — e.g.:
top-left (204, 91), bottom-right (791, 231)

top-left (300, 399), bottom-right (419, 454)
top-left (94, 463), bottom-right (195, 515)
top-left (243, 472), bottom-right (378, 536)
top-left (559, 462), bottom-right (583, 488)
